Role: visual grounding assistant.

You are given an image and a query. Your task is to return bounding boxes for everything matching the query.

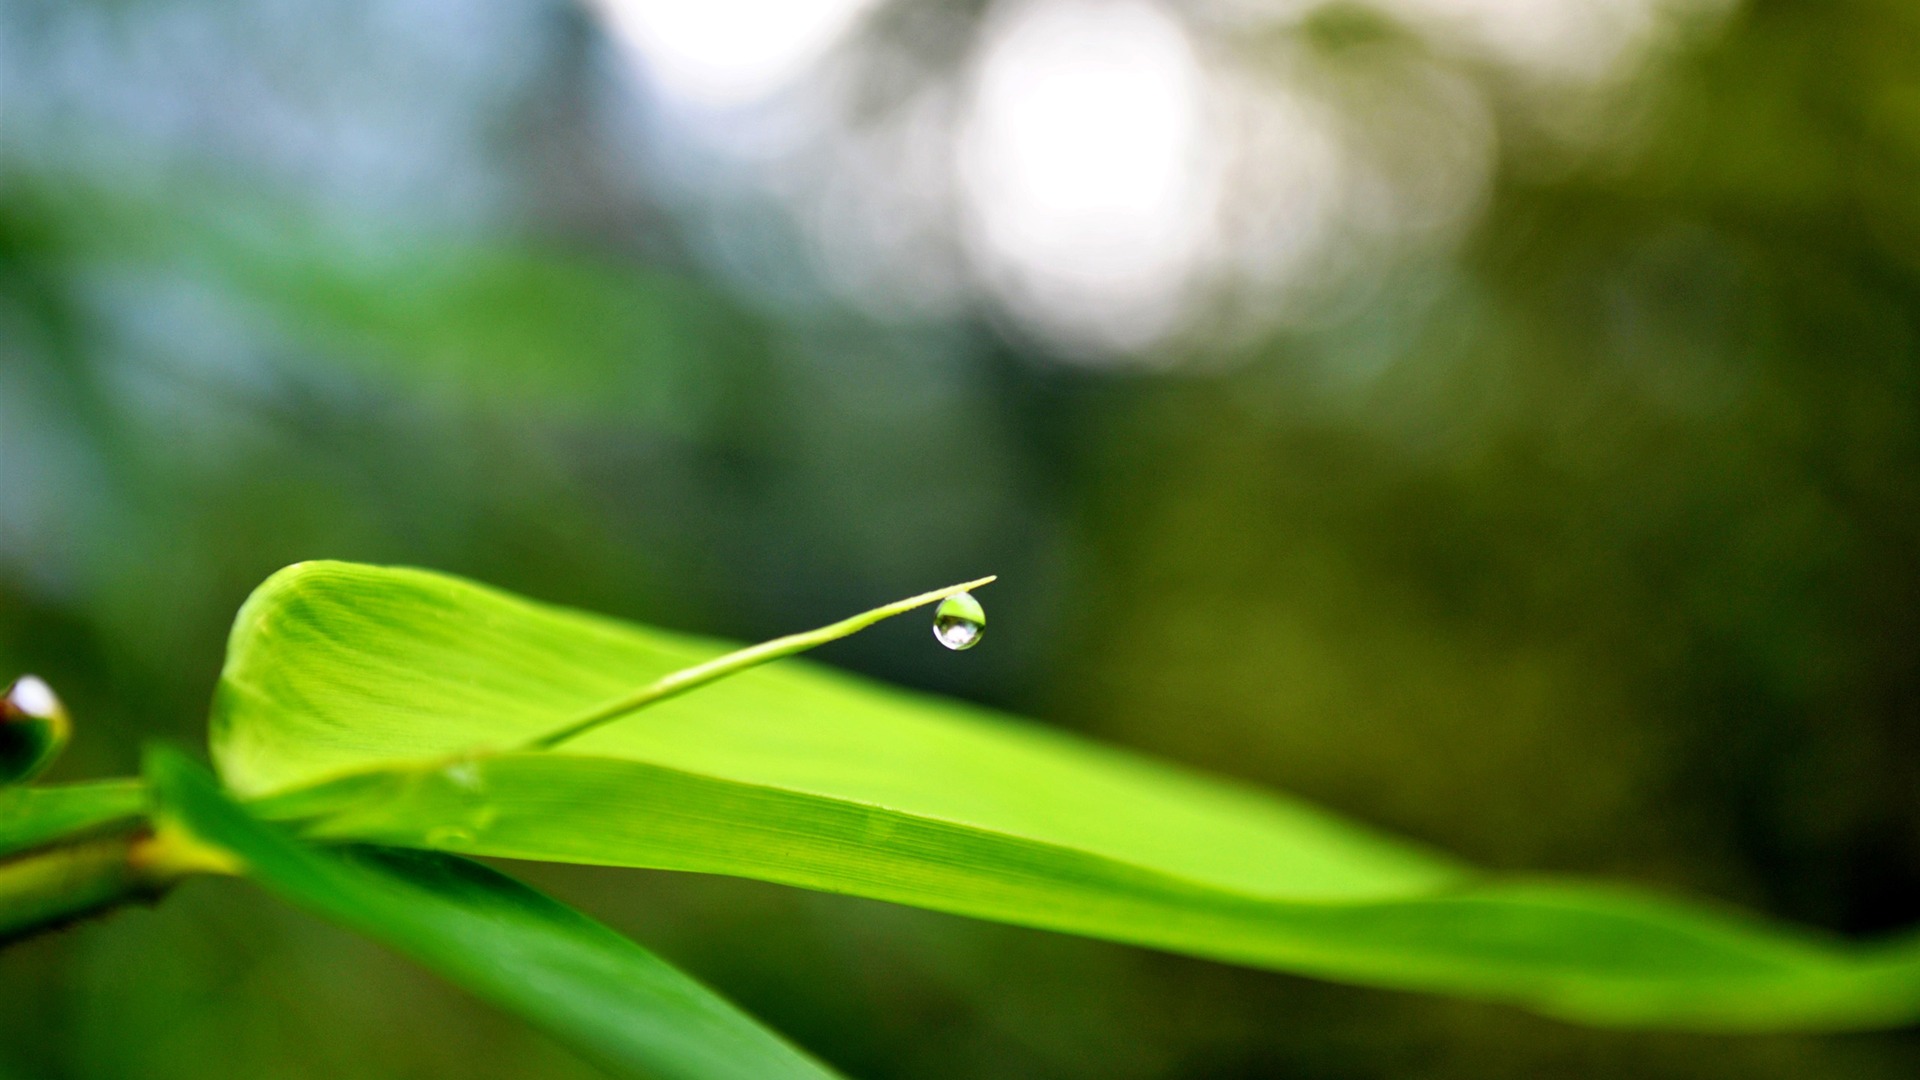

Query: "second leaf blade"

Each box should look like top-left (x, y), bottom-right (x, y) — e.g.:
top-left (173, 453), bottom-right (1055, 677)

top-left (146, 747), bottom-right (844, 1080)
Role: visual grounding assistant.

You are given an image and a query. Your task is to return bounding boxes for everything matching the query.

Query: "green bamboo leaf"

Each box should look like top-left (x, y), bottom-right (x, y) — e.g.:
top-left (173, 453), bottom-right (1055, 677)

top-left (211, 561), bottom-right (1920, 1031)
top-left (143, 747), bottom-right (842, 1080)
top-left (0, 780), bottom-right (146, 858)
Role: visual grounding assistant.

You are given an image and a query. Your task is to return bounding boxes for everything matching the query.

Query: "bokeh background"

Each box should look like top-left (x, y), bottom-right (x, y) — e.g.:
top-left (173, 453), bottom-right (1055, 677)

top-left (5, 0), bottom-right (1920, 1075)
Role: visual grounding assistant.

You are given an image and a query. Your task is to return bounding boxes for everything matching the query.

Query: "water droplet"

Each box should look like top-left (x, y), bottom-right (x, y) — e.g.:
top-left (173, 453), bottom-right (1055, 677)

top-left (424, 825), bottom-right (477, 848)
top-left (932, 590), bottom-right (986, 651)
top-left (1, 675), bottom-right (70, 785)
top-left (440, 760), bottom-right (484, 792)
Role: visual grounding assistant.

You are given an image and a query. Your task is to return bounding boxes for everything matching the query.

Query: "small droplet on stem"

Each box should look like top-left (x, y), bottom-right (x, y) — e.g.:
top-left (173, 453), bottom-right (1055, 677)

top-left (2, 675), bottom-right (72, 785)
top-left (932, 591), bottom-right (986, 651)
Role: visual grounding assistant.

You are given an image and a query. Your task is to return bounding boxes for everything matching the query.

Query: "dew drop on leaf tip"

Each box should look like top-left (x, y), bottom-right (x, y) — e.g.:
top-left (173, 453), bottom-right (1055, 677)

top-left (932, 590), bottom-right (986, 651)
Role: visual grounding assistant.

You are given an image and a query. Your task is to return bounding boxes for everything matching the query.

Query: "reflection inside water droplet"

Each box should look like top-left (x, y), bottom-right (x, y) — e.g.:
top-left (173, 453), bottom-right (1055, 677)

top-left (932, 590), bottom-right (986, 651)
top-left (6, 676), bottom-right (59, 720)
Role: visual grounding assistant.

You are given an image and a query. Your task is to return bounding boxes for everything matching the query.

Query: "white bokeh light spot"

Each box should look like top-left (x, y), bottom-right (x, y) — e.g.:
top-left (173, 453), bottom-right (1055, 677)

top-left (587, 0), bottom-right (881, 110)
top-left (958, 0), bottom-right (1215, 353)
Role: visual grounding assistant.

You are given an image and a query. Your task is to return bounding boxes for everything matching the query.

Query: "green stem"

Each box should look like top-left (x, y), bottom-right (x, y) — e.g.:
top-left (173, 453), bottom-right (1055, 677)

top-left (524, 576), bottom-right (996, 751)
top-left (1, 834), bottom-right (154, 942)
top-left (0, 820), bottom-right (239, 944)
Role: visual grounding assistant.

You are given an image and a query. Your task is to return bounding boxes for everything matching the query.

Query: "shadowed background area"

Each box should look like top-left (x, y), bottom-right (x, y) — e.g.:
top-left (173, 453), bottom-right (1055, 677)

top-left (4, 0), bottom-right (1920, 1075)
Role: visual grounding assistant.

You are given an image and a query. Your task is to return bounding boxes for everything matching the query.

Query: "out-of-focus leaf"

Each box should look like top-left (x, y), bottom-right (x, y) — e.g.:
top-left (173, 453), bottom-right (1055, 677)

top-left (211, 562), bottom-right (1920, 1031)
top-left (4, 179), bottom-right (748, 426)
top-left (227, 236), bottom-right (735, 426)
top-left (0, 780), bottom-right (146, 858)
top-left (144, 747), bottom-right (842, 1080)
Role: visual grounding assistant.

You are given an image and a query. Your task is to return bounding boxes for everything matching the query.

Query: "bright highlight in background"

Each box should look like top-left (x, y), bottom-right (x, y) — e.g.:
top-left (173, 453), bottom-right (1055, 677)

top-left (958, 0), bottom-right (1214, 351)
top-left (586, 0), bottom-right (880, 109)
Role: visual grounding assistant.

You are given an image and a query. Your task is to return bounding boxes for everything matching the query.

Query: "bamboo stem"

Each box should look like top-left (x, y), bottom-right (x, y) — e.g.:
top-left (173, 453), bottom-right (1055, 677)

top-left (524, 576), bottom-right (995, 751)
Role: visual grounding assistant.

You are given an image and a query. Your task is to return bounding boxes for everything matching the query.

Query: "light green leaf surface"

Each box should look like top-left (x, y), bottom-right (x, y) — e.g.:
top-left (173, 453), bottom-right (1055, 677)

top-left (212, 561), bottom-right (1920, 1030)
top-left (144, 748), bottom-right (842, 1080)
top-left (0, 780), bottom-right (147, 858)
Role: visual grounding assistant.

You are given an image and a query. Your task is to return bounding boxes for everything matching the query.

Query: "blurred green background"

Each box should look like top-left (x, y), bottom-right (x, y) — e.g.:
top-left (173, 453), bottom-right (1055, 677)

top-left (5, 0), bottom-right (1920, 1075)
